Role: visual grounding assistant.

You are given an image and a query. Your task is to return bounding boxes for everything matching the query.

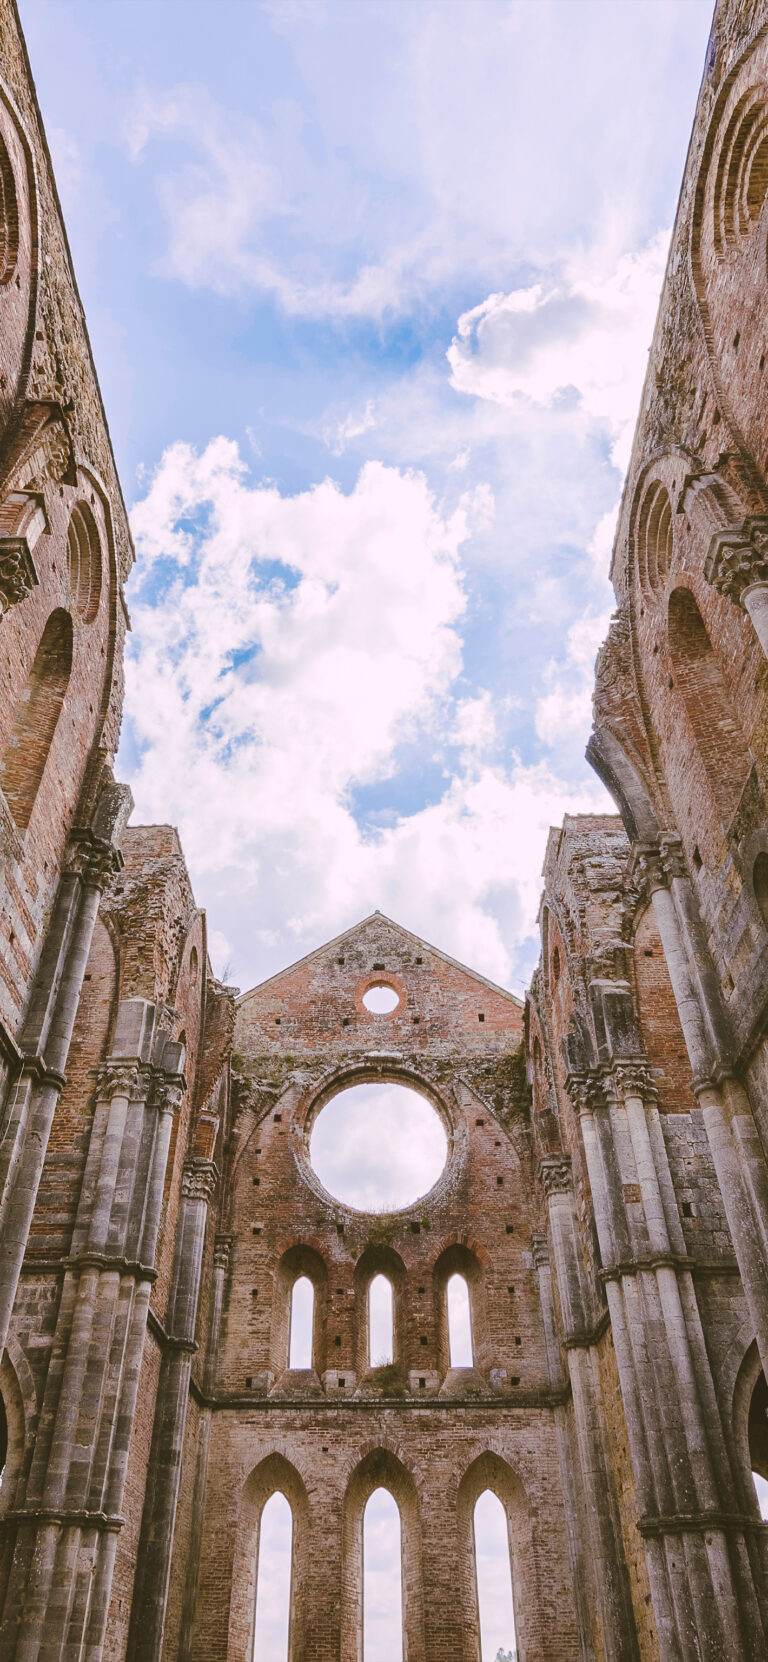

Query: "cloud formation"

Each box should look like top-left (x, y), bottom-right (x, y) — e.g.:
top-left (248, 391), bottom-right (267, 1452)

top-left (124, 436), bottom-right (605, 990)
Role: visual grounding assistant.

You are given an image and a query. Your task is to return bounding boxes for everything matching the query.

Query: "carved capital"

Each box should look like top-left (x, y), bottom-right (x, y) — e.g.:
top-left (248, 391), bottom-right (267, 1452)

top-left (539, 1155), bottom-right (573, 1197)
top-left (97, 1062), bottom-right (142, 1102)
top-left (604, 1061), bottom-right (657, 1106)
top-left (182, 1159), bottom-right (218, 1204)
top-left (214, 1233), bottom-right (233, 1271)
top-left (0, 536), bottom-right (38, 618)
top-left (704, 516), bottom-right (768, 605)
top-left (565, 1072), bottom-right (601, 1116)
top-left (65, 834), bottom-right (123, 888)
top-left (658, 834), bottom-right (688, 884)
top-left (154, 1077), bottom-right (184, 1118)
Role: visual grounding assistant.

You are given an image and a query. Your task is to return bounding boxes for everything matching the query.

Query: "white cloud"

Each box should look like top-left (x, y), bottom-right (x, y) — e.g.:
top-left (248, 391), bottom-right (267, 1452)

top-left (447, 232), bottom-right (670, 469)
top-left (122, 437), bottom-right (606, 991)
top-left (535, 609), bottom-right (613, 750)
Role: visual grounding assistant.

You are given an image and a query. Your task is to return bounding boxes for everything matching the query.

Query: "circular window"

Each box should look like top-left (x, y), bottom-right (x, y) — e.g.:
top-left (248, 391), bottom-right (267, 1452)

top-left (362, 982), bottom-right (400, 1015)
top-left (309, 1081), bottom-right (447, 1212)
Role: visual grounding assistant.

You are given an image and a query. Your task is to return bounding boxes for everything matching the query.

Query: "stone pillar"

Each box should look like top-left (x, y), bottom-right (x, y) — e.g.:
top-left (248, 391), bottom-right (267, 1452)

top-left (704, 516), bottom-right (768, 659)
top-left (569, 1047), bottom-right (767, 1662)
top-left (539, 1161), bottom-right (640, 1662)
top-left (0, 1009), bottom-right (184, 1662)
top-left (637, 842), bottom-right (768, 1378)
top-left (178, 1233), bottom-right (232, 1662)
top-left (126, 1158), bottom-right (218, 1662)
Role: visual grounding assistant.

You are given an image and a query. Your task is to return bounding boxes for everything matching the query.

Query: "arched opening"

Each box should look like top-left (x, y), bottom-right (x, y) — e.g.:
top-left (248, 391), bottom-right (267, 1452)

top-left (310, 1079), bottom-right (446, 1212)
top-left (252, 1490), bottom-right (293, 1661)
top-left (749, 1369), bottom-right (768, 1520)
top-left (638, 480), bottom-right (673, 596)
top-left (754, 852), bottom-right (768, 929)
top-left (447, 1273), bottom-right (473, 1368)
top-left (66, 501), bottom-right (102, 623)
top-left (368, 1275), bottom-right (394, 1368)
top-left (0, 609), bottom-right (73, 829)
top-left (0, 1390), bottom-right (7, 1490)
top-left (668, 586), bottom-right (751, 826)
top-left (473, 1490), bottom-right (517, 1662)
top-left (0, 131), bottom-right (18, 285)
top-left (288, 1277), bottom-right (314, 1371)
top-left (363, 1487), bottom-right (403, 1662)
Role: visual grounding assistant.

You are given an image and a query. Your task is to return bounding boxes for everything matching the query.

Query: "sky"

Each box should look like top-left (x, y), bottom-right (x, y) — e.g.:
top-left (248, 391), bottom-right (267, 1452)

top-left (20, 0), bottom-right (715, 1000)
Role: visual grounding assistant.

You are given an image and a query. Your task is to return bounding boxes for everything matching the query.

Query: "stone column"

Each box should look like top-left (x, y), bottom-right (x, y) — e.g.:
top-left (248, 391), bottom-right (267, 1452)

top-left (539, 1161), bottom-right (640, 1662)
top-left (704, 516), bottom-right (768, 659)
top-left (636, 842), bottom-right (768, 1378)
top-left (178, 1233), bottom-right (232, 1662)
top-left (0, 1008), bottom-right (184, 1662)
top-left (570, 1049), bottom-right (767, 1662)
top-left (0, 838), bottom-right (119, 1360)
top-left (126, 1158), bottom-right (218, 1662)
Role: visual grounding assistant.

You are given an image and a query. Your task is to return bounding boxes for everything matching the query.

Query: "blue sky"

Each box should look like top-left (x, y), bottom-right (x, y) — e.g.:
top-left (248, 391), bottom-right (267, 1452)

top-left (22, 0), bottom-right (714, 994)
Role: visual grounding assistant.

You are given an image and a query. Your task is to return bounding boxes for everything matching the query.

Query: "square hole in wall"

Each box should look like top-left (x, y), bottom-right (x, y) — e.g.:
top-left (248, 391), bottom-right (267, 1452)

top-left (515, 1336), bottom-right (522, 1346)
top-left (245, 1376), bottom-right (253, 1388)
top-left (510, 1375), bottom-right (520, 1386)
top-left (251, 1288), bottom-right (258, 1297)
top-left (338, 1378), bottom-right (346, 1388)
top-left (420, 1335), bottom-right (428, 1346)
top-left (418, 1377), bottom-right (426, 1388)
top-left (334, 1335), bottom-right (342, 1346)
top-left (497, 1177), bottom-right (504, 1187)
top-left (478, 1013), bottom-right (485, 1022)
top-left (252, 1177), bottom-right (260, 1186)
top-left (506, 1224), bottom-right (514, 1234)
top-left (475, 1118), bottom-right (485, 1126)
top-left (274, 1114), bottom-right (282, 1123)
top-left (373, 962), bottom-right (385, 970)
top-left (507, 1285), bottom-right (515, 1295)
top-left (252, 1226), bottom-right (262, 1236)
top-left (410, 1221), bottom-right (421, 1234)
top-left (682, 1202), bottom-right (693, 1218)
top-left (418, 1286), bottom-right (425, 1294)
top-left (336, 1223), bottom-right (345, 1236)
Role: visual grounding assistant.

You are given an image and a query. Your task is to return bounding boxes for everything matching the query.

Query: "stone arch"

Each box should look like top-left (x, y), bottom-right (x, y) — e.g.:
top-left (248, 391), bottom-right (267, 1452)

top-left (667, 583), bottom-right (751, 827)
top-left (66, 500), bottom-right (102, 624)
top-left (273, 1244), bottom-right (328, 1377)
top-left (433, 1243), bottom-right (486, 1377)
top-left (586, 725), bottom-right (660, 844)
top-left (353, 1245), bottom-right (407, 1380)
top-left (456, 1451), bottom-right (536, 1662)
top-left (637, 479), bottom-right (674, 599)
top-left (341, 1447), bottom-right (425, 1662)
top-left (228, 1451), bottom-right (310, 1662)
top-left (731, 1340), bottom-right (768, 1518)
top-left (0, 1341), bottom-right (34, 1517)
top-left (0, 607), bottom-right (73, 830)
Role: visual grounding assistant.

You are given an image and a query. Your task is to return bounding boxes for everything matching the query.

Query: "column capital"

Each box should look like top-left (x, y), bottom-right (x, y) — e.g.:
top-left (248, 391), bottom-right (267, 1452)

top-left (96, 1061), bottom-right (146, 1102)
top-left (603, 1060), bottom-right (658, 1106)
top-left (704, 515), bottom-right (768, 606)
top-left (65, 832), bottom-right (123, 888)
top-left (565, 1071), bottom-right (602, 1115)
top-left (0, 534), bottom-right (39, 619)
top-left (213, 1233), bottom-right (233, 1270)
top-left (539, 1154), bottom-right (573, 1197)
top-left (153, 1076), bottom-right (185, 1117)
top-left (181, 1159), bottom-right (218, 1204)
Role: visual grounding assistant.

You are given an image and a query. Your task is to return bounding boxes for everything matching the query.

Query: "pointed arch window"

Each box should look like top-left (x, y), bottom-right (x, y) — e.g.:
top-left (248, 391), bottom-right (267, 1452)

top-left (288, 1276), bottom-right (314, 1370)
top-left (363, 1487), bottom-right (403, 1662)
top-left (253, 1490), bottom-right (293, 1661)
top-left (0, 609), bottom-right (72, 829)
top-left (368, 1274), bottom-right (394, 1367)
top-left (447, 1273), bottom-right (473, 1367)
top-left (473, 1489), bottom-right (517, 1662)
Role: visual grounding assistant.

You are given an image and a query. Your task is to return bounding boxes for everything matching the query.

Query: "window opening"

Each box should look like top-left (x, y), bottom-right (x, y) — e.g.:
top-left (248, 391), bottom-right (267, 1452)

top-left (310, 1082), bottom-right (446, 1212)
top-left (363, 1488), bottom-right (403, 1662)
top-left (252, 1490), bottom-right (292, 1662)
top-left (474, 1490), bottom-right (517, 1662)
top-left (369, 1275), bottom-right (394, 1367)
top-left (749, 1368), bottom-right (768, 1520)
top-left (447, 1273), bottom-right (473, 1367)
top-left (288, 1276), bottom-right (314, 1370)
top-left (754, 853), bottom-right (768, 929)
top-left (363, 983), bottom-right (400, 1015)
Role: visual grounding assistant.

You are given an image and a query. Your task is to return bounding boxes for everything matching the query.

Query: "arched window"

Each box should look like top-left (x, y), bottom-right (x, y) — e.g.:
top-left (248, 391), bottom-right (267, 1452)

top-left (252, 1490), bottom-right (293, 1661)
top-left (363, 1488), bottom-right (403, 1662)
top-left (668, 587), bottom-right (751, 826)
top-left (749, 1369), bottom-right (768, 1520)
top-left (473, 1490), bottom-right (517, 1662)
top-left (0, 609), bottom-right (73, 829)
top-left (447, 1273), bottom-right (473, 1367)
top-left (288, 1276), bottom-right (314, 1370)
top-left (368, 1275), bottom-right (394, 1368)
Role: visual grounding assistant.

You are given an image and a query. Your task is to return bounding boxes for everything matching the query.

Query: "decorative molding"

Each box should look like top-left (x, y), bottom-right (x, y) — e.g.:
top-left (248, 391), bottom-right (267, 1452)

top-left (539, 1155), bottom-right (573, 1198)
top-left (213, 1233), bottom-right (233, 1271)
top-left (96, 1062), bottom-right (143, 1102)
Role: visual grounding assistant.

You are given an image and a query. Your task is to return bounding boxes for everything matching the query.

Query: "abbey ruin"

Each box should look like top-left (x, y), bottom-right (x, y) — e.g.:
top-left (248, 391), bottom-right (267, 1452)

top-left (0, 0), bottom-right (767, 1656)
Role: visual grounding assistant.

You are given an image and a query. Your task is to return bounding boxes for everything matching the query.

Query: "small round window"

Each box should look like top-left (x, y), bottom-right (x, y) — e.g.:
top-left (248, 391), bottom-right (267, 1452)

top-left (310, 1081), bottom-right (447, 1212)
top-left (362, 983), bottom-right (400, 1015)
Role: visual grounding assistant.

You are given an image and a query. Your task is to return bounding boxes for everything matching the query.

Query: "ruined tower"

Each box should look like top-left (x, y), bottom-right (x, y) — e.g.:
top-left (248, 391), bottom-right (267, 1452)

top-left (1, 1), bottom-right (768, 1658)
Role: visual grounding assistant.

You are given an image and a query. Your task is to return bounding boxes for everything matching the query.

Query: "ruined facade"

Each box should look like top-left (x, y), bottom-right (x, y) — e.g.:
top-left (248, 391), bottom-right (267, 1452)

top-left (0, 0), bottom-right (768, 1658)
